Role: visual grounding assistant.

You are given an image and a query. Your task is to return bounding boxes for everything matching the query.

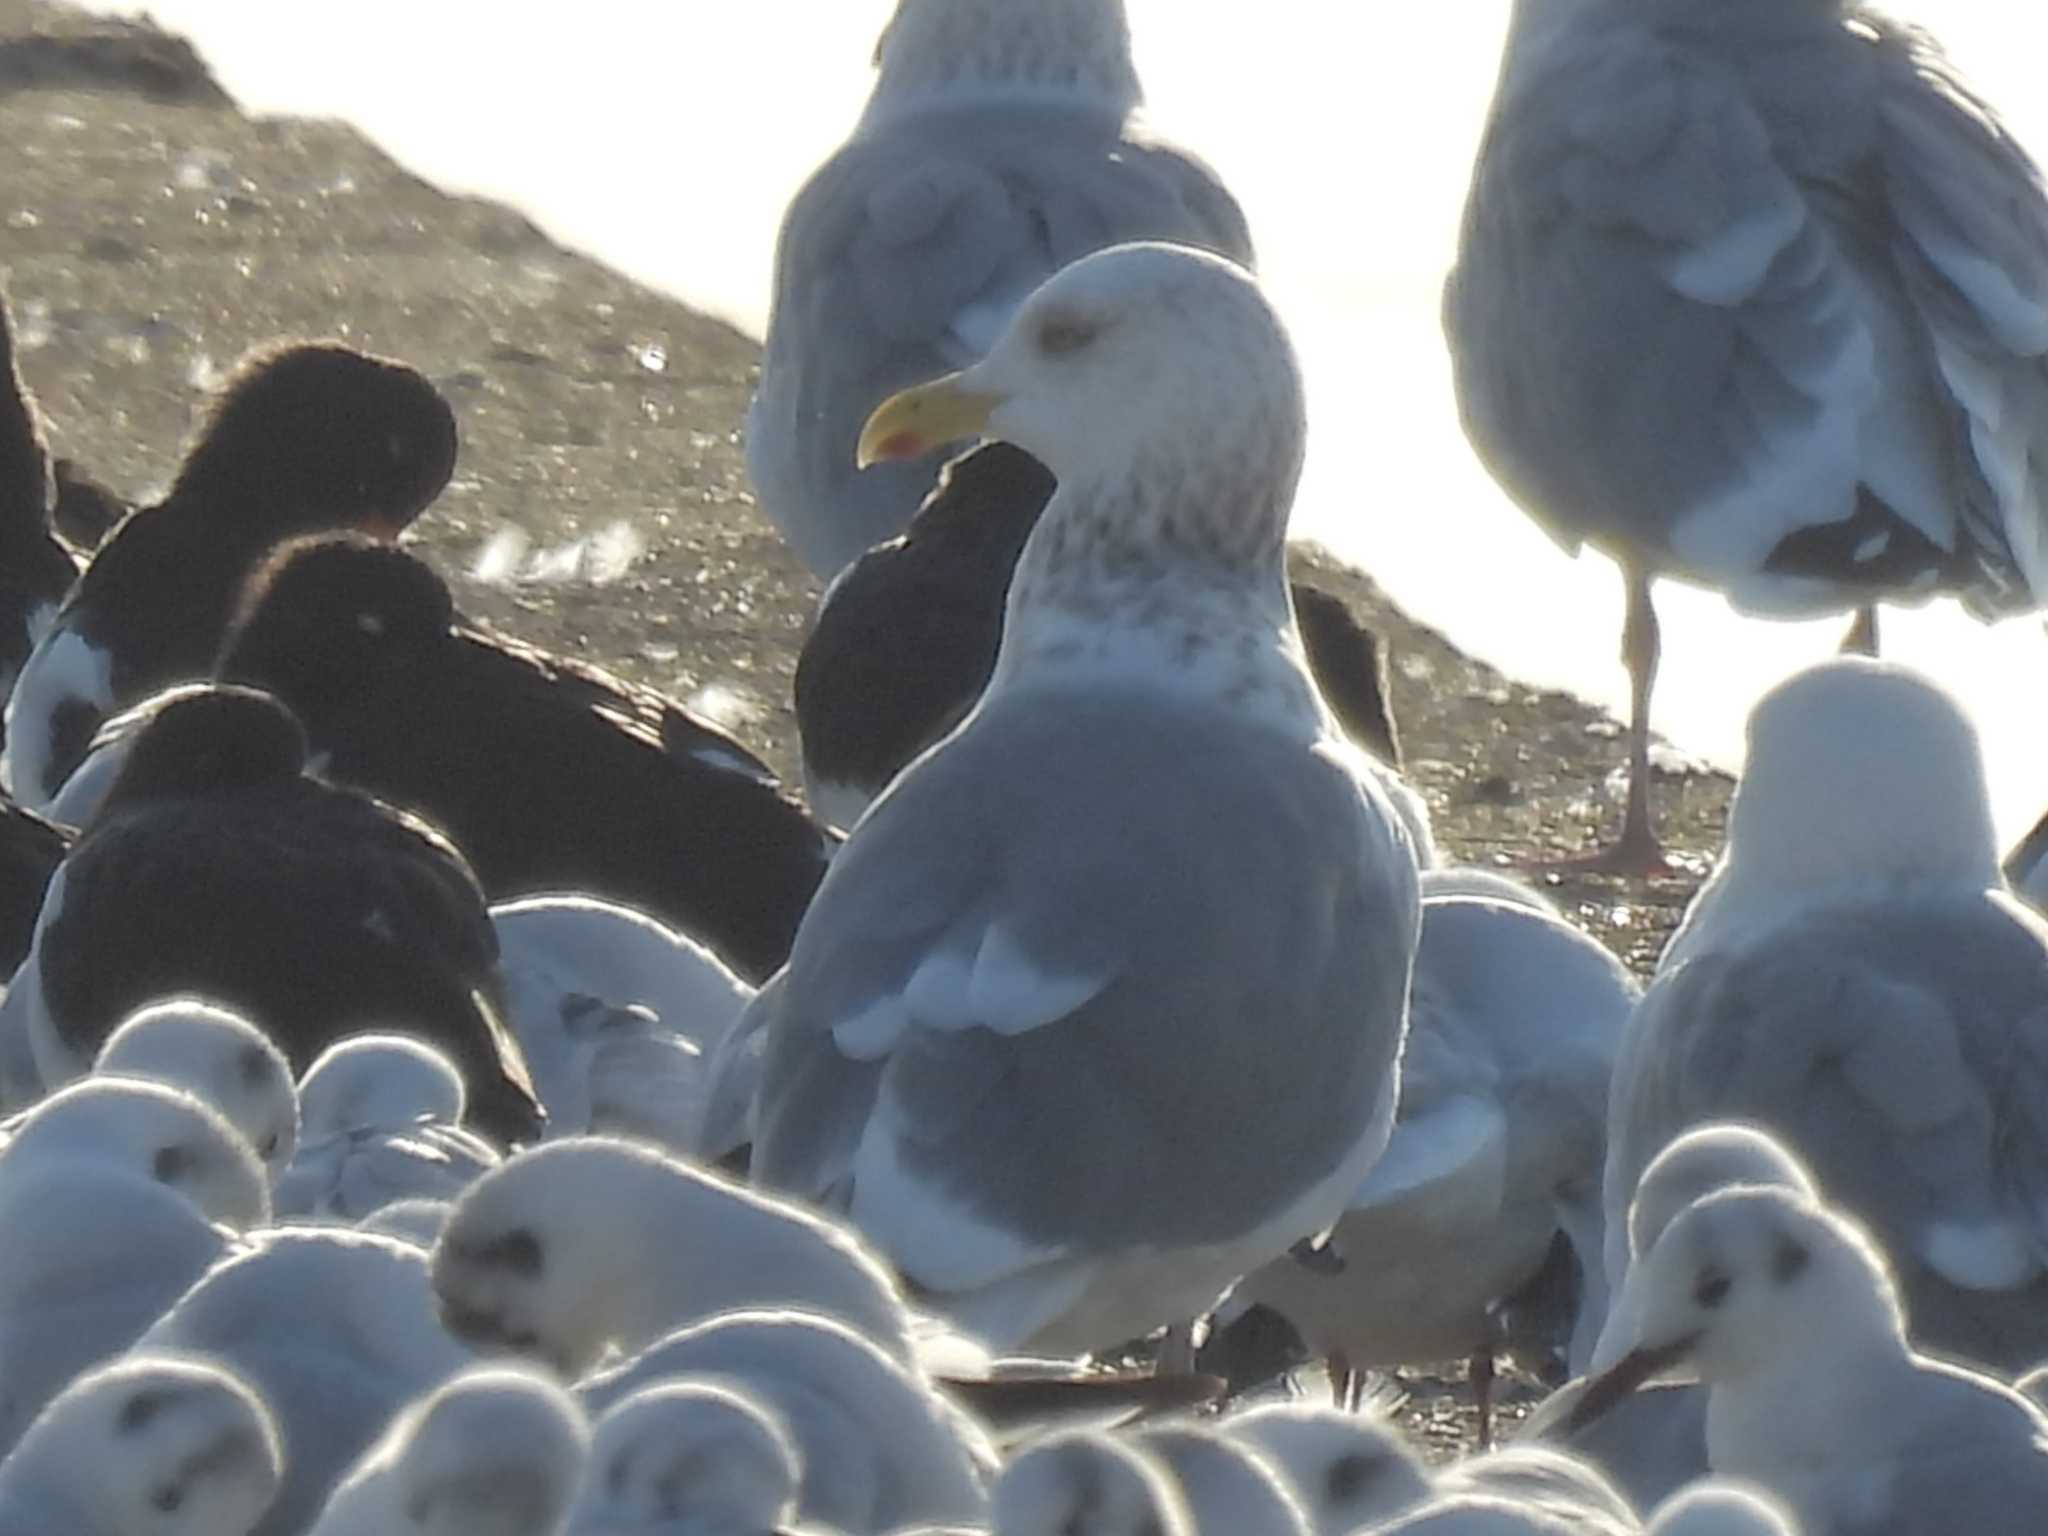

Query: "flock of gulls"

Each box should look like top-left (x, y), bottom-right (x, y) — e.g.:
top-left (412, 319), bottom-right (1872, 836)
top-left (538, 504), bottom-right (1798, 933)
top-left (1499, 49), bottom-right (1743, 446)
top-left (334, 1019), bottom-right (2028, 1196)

top-left (10, 0), bottom-right (2048, 1533)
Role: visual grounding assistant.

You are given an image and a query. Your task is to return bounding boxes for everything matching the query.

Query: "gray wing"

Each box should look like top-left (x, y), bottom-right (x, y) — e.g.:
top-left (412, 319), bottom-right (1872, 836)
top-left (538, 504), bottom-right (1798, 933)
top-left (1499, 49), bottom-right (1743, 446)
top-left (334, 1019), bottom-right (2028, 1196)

top-left (1448, 6), bottom-right (2047, 614)
top-left (749, 107), bottom-right (1254, 574)
top-left (751, 689), bottom-right (1417, 1295)
top-left (1606, 891), bottom-right (2048, 1361)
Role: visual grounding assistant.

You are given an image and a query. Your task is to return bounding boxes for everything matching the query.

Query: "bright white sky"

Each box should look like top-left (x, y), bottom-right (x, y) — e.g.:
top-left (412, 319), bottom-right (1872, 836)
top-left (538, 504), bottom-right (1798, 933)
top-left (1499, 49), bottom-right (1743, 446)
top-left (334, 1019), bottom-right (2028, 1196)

top-left (99, 1), bottom-right (2048, 843)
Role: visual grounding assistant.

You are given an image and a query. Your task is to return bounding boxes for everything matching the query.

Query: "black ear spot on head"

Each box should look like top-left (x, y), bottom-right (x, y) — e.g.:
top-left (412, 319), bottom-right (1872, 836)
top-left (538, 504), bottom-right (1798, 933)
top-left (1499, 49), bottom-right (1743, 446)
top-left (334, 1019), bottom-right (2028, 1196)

top-left (1773, 1238), bottom-right (1810, 1284)
top-left (239, 1044), bottom-right (270, 1084)
top-left (153, 1145), bottom-right (189, 1183)
top-left (118, 1390), bottom-right (169, 1433)
top-left (1693, 1267), bottom-right (1733, 1309)
top-left (1327, 1453), bottom-right (1377, 1501)
top-left (484, 1228), bottom-right (544, 1278)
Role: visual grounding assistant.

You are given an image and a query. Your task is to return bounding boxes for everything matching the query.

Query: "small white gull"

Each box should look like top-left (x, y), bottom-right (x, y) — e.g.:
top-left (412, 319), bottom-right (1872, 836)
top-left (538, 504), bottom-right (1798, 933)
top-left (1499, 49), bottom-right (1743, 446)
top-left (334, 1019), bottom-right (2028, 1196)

top-left (0, 1353), bottom-right (282, 1536)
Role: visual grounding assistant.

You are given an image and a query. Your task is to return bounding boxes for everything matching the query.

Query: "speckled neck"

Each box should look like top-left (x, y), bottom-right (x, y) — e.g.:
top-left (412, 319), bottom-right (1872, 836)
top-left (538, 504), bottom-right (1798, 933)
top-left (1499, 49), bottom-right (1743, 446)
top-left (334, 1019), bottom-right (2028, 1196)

top-left (860, 0), bottom-right (1143, 131)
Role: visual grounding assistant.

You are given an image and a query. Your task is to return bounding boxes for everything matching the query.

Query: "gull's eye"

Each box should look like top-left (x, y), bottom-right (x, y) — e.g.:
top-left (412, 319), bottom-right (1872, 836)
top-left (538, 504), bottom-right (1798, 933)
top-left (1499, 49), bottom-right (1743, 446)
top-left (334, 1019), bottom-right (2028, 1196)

top-left (484, 1229), bottom-right (544, 1277)
top-left (1037, 316), bottom-right (1099, 356)
top-left (1694, 1268), bottom-right (1733, 1309)
top-left (153, 1146), bottom-right (190, 1182)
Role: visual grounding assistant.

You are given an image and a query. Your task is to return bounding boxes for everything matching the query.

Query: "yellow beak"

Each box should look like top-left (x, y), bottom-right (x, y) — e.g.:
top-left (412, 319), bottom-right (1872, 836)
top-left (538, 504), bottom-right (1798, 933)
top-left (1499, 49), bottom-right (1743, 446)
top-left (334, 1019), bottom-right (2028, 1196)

top-left (855, 374), bottom-right (1001, 469)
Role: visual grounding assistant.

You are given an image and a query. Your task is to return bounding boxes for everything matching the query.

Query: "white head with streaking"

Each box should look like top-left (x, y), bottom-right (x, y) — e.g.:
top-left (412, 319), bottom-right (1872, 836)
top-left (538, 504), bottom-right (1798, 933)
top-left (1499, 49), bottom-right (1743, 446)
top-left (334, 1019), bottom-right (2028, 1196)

top-left (859, 243), bottom-right (1321, 732)
top-left (307, 1365), bottom-right (587, 1536)
top-left (0, 1352), bottom-right (282, 1536)
top-left (0, 1075), bottom-right (270, 1229)
top-left (94, 997), bottom-right (298, 1174)
top-left (865, 0), bottom-right (1141, 128)
top-left (573, 1382), bottom-right (803, 1536)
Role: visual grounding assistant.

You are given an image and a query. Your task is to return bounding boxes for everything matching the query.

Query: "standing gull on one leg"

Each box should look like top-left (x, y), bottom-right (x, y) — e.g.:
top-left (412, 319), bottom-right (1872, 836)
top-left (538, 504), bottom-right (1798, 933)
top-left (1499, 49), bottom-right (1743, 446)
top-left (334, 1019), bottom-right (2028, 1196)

top-left (746, 242), bottom-right (1421, 1354)
top-left (1447, 1), bottom-right (2048, 872)
top-left (748, 0), bottom-right (1253, 576)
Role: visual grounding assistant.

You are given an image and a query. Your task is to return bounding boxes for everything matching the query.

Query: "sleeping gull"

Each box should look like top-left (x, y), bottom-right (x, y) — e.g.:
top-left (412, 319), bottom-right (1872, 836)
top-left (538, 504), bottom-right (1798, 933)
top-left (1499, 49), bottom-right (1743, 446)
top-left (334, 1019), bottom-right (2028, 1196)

top-left (296, 1032), bottom-right (469, 1140)
top-left (306, 1365), bottom-right (587, 1536)
top-left (1571, 1185), bottom-right (2048, 1533)
top-left (567, 1381), bottom-right (808, 1536)
top-left (491, 893), bottom-right (749, 1147)
top-left (748, 241), bottom-right (1421, 1355)
top-left (1129, 1422), bottom-right (1309, 1536)
top-left (1646, 1484), bottom-right (1798, 1536)
top-left (1606, 658), bottom-right (2048, 1371)
top-left (1447, 1), bottom-right (2048, 871)
top-left (1233, 874), bottom-right (1636, 1431)
top-left (990, 1431), bottom-right (1191, 1536)
top-left (747, 0), bottom-right (1253, 575)
top-left (139, 1225), bottom-right (476, 1536)
top-left (0, 1077), bottom-right (262, 1454)
top-left (431, 1136), bottom-right (926, 1375)
top-left (580, 1310), bottom-right (995, 1535)
top-left (92, 996), bottom-right (299, 1174)
top-left (1529, 1124), bottom-right (1814, 1512)
top-left (1221, 1402), bottom-right (1430, 1536)
top-left (0, 1353), bottom-right (282, 1536)
top-left (0, 1074), bottom-right (270, 1230)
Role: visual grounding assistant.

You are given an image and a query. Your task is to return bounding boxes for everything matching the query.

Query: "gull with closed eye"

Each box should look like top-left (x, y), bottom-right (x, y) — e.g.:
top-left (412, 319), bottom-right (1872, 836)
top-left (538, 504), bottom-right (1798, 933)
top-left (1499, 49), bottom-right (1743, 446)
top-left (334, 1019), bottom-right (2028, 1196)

top-left (307, 1366), bottom-right (588, 1536)
top-left (1129, 1422), bottom-right (1308, 1536)
top-left (92, 996), bottom-right (299, 1174)
top-left (0, 1353), bottom-right (282, 1536)
top-left (581, 1310), bottom-right (996, 1536)
top-left (1221, 1403), bottom-right (1430, 1536)
top-left (0, 1077), bottom-right (262, 1457)
top-left (567, 1381), bottom-right (811, 1536)
top-left (431, 1137), bottom-right (925, 1378)
top-left (989, 1431), bottom-right (1191, 1536)
top-left (139, 1225), bottom-right (476, 1536)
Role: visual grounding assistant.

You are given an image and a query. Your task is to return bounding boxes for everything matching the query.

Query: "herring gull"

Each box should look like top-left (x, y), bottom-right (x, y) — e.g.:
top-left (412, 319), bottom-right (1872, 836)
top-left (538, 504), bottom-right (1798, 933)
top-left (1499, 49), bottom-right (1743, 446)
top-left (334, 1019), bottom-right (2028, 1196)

top-left (747, 0), bottom-right (1253, 576)
top-left (1447, 1), bottom-right (2048, 871)
top-left (745, 242), bottom-right (1421, 1354)
top-left (1605, 658), bottom-right (2048, 1372)
top-left (1573, 1185), bottom-right (2048, 1534)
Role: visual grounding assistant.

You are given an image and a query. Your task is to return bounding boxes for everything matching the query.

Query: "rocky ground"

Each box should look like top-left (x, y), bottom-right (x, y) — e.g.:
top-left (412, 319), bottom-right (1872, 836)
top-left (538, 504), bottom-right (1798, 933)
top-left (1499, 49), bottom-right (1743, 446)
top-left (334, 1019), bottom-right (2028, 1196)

top-left (0, 0), bottom-right (1738, 1450)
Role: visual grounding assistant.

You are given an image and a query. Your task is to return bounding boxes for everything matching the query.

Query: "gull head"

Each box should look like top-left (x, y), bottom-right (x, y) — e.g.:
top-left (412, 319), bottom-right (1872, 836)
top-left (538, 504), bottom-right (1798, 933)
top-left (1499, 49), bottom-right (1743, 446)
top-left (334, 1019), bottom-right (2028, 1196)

top-left (2, 1076), bottom-right (270, 1229)
top-left (1725, 658), bottom-right (1999, 896)
top-left (1647, 1482), bottom-right (1799, 1536)
top-left (994, 1431), bottom-right (1193, 1536)
top-left (101, 684), bottom-right (308, 813)
top-left (866, 0), bottom-right (1141, 124)
top-left (337, 1366), bottom-right (588, 1536)
top-left (94, 997), bottom-right (299, 1174)
top-left (859, 243), bottom-right (1302, 577)
top-left (431, 1140), bottom-right (643, 1376)
top-left (298, 1032), bottom-right (468, 1140)
top-left (12, 1353), bottom-right (282, 1536)
top-left (1627, 1124), bottom-right (1816, 1267)
top-left (1573, 1187), bottom-right (1903, 1431)
top-left (576, 1382), bottom-right (802, 1536)
top-left (1223, 1403), bottom-right (1430, 1536)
